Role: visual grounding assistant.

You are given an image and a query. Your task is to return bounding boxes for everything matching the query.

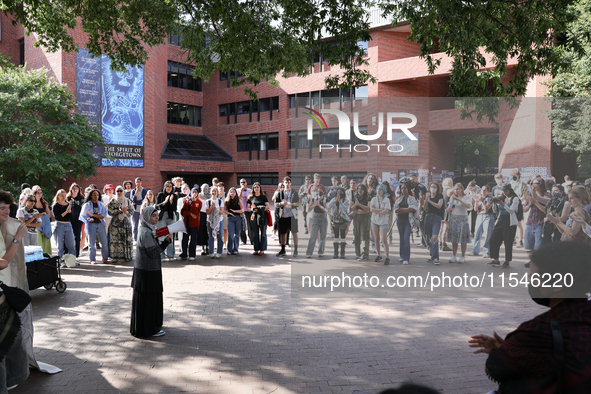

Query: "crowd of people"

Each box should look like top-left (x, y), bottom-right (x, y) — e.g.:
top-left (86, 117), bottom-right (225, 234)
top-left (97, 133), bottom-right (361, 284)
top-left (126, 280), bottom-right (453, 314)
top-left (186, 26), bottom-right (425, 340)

top-left (5, 170), bottom-right (591, 269)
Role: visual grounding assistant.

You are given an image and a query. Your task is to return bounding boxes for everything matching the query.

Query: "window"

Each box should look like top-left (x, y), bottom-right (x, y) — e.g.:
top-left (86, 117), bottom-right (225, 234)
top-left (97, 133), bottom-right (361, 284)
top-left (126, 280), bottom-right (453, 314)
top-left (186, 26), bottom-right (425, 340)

top-left (220, 70), bottom-right (242, 81)
top-left (19, 39), bottom-right (25, 66)
top-left (357, 40), bottom-right (369, 56)
top-left (354, 85), bottom-right (368, 100)
top-left (169, 31), bottom-right (182, 46)
top-left (237, 173), bottom-right (279, 186)
top-left (237, 136), bottom-right (250, 152)
top-left (168, 62), bottom-right (201, 91)
top-left (219, 97), bottom-right (278, 116)
top-left (267, 133), bottom-right (279, 150)
top-left (167, 102), bottom-right (201, 127)
top-left (322, 89), bottom-right (340, 105)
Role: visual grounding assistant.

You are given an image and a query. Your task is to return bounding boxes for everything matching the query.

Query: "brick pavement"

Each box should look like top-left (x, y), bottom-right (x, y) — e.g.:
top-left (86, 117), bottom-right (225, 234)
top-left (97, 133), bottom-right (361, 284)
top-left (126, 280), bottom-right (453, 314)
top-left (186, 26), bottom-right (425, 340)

top-left (13, 226), bottom-right (544, 394)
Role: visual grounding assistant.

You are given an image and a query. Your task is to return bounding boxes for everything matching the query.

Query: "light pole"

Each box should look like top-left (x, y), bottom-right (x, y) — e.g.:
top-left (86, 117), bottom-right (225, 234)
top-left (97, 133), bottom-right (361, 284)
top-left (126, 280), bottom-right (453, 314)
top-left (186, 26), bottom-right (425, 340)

top-left (475, 149), bottom-right (480, 183)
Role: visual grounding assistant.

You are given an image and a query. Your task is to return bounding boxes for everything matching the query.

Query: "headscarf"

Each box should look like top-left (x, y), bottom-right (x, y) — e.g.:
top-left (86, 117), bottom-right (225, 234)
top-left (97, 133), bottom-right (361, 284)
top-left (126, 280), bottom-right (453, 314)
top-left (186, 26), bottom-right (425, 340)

top-left (112, 187), bottom-right (130, 220)
top-left (201, 183), bottom-right (211, 199)
top-left (140, 206), bottom-right (157, 231)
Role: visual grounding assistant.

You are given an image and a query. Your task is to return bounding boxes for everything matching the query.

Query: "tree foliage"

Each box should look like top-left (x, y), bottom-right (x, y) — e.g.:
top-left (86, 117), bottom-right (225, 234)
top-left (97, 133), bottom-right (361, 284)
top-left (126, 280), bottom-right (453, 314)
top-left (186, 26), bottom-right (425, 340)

top-left (0, 0), bottom-right (578, 98)
top-left (453, 134), bottom-right (499, 175)
top-left (0, 57), bottom-right (105, 196)
top-left (544, 0), bottom-right (591, 155)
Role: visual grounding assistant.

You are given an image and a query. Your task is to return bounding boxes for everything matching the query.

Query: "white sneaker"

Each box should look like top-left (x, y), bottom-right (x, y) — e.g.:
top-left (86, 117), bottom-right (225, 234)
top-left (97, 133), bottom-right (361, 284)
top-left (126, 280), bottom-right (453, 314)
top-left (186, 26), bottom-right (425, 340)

top-left (188, 257), bottom-right (196, 261)
top-left (433, 258), bottom-right (440, 265)
top-left (458, 256), bottom-right (466, 264)
top-left (483, 253), bottom-right (490, 258)
top-left (402, 260), bottom-right (409, 265)
top-left (398, 258), bottom-right (403, 262)
top-left (449, 256), bottom-right (457, 263)
top-left (210, 254), bottom-right (215, 258)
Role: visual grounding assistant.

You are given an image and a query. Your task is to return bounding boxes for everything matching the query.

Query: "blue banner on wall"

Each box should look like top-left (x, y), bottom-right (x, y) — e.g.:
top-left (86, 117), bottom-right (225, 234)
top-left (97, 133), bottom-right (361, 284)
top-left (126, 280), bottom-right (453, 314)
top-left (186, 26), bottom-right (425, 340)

top-left (75, 49), bottom-right (144, 167)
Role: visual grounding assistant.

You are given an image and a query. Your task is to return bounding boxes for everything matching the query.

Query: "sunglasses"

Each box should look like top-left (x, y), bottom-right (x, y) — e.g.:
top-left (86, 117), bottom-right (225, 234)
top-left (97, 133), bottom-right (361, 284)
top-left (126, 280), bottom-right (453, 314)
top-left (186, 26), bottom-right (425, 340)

top-left (117, 190), bottom-right (123, 193)
top-left (28, 199), bottom-right (36, 203)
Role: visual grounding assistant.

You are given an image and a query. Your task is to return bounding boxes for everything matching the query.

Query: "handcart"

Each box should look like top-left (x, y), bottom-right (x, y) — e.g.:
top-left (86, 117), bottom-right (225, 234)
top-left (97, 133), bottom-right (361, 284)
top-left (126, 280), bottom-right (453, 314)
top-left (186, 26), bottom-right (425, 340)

top-left (26, 255), bottom-right (67, 293)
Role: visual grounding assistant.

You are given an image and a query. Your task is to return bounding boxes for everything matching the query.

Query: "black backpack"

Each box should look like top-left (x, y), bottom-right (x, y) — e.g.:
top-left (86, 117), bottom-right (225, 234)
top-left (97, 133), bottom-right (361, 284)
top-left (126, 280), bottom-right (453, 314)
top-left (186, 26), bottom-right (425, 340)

top-left (512, 196), bottom-right (524, 221)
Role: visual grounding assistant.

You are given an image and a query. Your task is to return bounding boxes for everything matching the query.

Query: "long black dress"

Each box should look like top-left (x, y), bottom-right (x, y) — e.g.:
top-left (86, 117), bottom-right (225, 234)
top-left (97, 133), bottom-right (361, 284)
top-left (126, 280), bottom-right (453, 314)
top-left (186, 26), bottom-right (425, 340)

top-left (130, 219), bottom-right (170, 338)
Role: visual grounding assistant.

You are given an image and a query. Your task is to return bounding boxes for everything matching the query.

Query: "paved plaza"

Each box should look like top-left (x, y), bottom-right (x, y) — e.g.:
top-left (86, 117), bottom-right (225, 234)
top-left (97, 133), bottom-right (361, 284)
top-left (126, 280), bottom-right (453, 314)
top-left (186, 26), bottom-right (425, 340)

top-left (13, 226), bottom-right (543, 394)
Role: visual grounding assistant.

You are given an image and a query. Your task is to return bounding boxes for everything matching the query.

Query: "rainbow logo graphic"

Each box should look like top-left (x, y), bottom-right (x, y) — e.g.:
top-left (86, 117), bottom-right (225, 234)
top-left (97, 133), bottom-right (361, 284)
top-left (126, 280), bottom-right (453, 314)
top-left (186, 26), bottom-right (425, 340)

top-left (303, 107), bottom-right (327, 130)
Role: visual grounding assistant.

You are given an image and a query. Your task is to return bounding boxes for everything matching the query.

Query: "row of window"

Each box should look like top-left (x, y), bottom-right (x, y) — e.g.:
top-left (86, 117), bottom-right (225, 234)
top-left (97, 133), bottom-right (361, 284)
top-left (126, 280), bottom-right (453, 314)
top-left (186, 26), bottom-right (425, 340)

top-left (167, 102), bottom-right (202, 127)
top-left (167, 61), bottom-right (202, 91)
top-left (288, 86), bottom-right (368, 108)
top-left (219, 97), bottom-right (279, 117)
top-left (237, 133), bottom-right (279, 152)
top-left (288, 127), bottom-right (368, 149)
top-left (237, 173), bottom-right (279, 186)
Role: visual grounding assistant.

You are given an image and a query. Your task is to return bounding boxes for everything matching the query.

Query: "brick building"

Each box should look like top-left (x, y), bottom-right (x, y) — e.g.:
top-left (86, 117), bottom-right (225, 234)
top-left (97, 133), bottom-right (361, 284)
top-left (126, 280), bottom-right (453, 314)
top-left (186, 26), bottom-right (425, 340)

top-left (0, 13), bottom-right (576, 194)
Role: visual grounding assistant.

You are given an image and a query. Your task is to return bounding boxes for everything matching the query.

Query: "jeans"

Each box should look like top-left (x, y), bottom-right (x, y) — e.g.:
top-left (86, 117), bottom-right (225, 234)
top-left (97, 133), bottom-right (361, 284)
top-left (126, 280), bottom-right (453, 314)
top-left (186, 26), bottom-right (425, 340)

top-left (524, 223), bottom-right (543, 251)
top-left (227, 215), bottom-right (241, 254)
top-left (86, 222), bottom-right (109, 261)
top-left (252, 213), bottom-right (268, 252)
top-left (306, 213), bottom-right (328, 256)
top-left (424, 214), bottom-right (442, 260)
top-left (353, 213), bottom-right (370, 258)
top-left (397, 218), bottom-right (412, 262)
top-left (208, 220), bottom-right (224, 255)
top-left (55, 222), bottom-right (76, 259)
top-left (70, 219), bottom-right (83, 257)
top-left (472, 213), bottom-right (495, 255)
top-left (158, 212), bottom-right (175, 259)
top-left (181, 225), bottom-right (200, 258)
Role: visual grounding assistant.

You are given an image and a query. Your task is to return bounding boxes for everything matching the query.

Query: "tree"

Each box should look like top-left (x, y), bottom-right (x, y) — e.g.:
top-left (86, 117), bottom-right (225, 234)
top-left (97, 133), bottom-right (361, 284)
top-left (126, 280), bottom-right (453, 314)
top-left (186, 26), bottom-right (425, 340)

top-left (0, 0), bottom-right (577, 98)
top-left (453, 134), bottom-right (498, 179)
top-left (0, 57), bottom-right (105, 196)
top-left (544, 0), bottom-right (591, 155)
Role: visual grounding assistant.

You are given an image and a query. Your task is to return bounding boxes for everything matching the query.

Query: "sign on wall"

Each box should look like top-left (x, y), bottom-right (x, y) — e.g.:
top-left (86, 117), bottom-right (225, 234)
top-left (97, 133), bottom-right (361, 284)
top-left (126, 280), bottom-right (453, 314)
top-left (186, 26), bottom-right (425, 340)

top-left (76, 49), bottom-right (144, 167)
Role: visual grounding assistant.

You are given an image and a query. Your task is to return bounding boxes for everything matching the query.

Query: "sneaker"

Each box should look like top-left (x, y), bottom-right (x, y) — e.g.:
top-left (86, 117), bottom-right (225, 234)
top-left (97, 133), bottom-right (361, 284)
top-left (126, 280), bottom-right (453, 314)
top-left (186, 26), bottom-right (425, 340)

top-left (82, 245), bottom-right (89, 251)
top-left (227, 252), bottom-right (232, 255)
top-left (415, 243), bottom-right (424, 248)
top-left (188, 257), bottom-right (196, 261)
top-left (359, 256), bottom-right (368, 261)
top-left (426, 258), bottom-right (433, 263)
top-left (276, 250), bottom-right (287, 257)
top-left (433, 258), bottom-right (440, 266)
top-left (488, 260), bottom-right (501, 267)
top-left (483, 254), bottom-right (490, 259)
top-left (210, 254), bottom-right (215, 258)
top-left (517, 241), bottom-right (524, 248)
top-left (293, 250), bottom-right (298, 257)
top-left (442, 244), bottom-right (452, 252)
top-left (215, 254), bottom-right (221, 259)
top-left (375, 256), bottom-right (383, 262)
top-left (60, 262), bottom-right (67, 268)
top-left (501, 261), bottom-right (510, 269)
top-left (90, 260), bottom-right (97, 265)
top-left (384, 258), bottom-right (390, 265)
top-left (258, 251), bottom-right (264, 256)
top-left (398, 258), bottom-right (403, 263)
top-left (253, 251), bottom-right (259, 256)
top-left (470, 252), bottom-right (479, 256)
top-left (232, 252), bottom-right (239, 255)
top-left (524, 262), bottom-right (530, 268)
top-left (304, 229), bottom-right (309, 234)
top-left (201, 251), bottom-right (208, 256)
top-left (152, 330), bottom-right (166, 337)
top-left (306, 255), bottom-right (312, 258)
top-left (458, 256), bottom-right (466, 264)
top-left (449, 256), bottom-right (457, 263)
top-left (101, 258), bottom-right (108, 264)
top-left (318, 253), bottom-right (323, 257)
top-left (402, 260), bottom-right (409, 265)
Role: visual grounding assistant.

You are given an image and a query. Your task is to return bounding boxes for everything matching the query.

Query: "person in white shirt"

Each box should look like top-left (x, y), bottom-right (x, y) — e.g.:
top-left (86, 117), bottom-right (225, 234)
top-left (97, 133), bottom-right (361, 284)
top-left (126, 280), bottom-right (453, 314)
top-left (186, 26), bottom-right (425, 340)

top-left (370, 185), bottom-right (391, 265)
top-left (205, 186), bottom-right (225, 258)
top-left (446, 183), bottom-right (473, 263)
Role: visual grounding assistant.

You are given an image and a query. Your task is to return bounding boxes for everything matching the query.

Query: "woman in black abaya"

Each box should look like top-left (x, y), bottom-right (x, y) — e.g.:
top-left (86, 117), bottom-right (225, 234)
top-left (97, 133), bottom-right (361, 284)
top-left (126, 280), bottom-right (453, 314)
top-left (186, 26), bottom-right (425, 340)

top-left (130, 206), bottom-right (171, 338)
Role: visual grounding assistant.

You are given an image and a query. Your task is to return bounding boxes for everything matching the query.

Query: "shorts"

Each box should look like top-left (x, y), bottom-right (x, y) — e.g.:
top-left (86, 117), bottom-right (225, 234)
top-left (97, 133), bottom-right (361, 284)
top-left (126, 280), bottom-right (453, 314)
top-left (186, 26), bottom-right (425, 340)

top-left (279, 217), bottom-right (298, 234)
top-left (371, 223), bottom-right (389, 230)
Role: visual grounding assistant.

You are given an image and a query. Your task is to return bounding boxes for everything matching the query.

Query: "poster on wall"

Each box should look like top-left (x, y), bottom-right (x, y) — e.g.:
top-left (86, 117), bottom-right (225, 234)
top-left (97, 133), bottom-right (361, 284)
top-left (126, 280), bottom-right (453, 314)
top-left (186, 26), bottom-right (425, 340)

top-left (389, 133), bottom-right (419, 156)
top-left (76, 49), bottom-right (145, 168)
top-left (398, 170), bottom-right (407, 180)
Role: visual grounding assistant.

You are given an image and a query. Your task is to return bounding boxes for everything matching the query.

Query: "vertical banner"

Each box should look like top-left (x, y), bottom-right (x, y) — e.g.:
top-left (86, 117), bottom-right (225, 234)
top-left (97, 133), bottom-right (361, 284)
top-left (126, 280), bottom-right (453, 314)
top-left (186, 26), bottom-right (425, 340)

top-left (100, 55), bottom-right (144, 167)
top-left (75, 49), bottom-right (145, 167)
top-left (76, 49), bottom-right (102, 159)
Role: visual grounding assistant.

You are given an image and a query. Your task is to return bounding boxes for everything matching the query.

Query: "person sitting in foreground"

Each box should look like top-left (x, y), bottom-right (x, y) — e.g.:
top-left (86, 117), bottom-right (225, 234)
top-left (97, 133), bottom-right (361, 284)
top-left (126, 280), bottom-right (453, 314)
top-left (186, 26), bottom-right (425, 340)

top-left (468, 241), bottom-right (591, 393)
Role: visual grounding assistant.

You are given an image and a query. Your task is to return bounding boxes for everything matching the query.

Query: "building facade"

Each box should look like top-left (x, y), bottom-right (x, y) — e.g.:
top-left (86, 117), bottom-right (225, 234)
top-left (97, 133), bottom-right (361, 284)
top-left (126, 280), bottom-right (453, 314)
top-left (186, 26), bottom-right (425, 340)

top-left (0, 14), bottom-right (576, 194)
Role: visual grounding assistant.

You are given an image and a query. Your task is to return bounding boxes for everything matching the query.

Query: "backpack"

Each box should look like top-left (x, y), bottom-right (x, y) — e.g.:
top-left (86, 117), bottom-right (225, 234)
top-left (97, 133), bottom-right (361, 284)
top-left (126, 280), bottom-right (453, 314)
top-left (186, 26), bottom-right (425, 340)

top-left (512, 196), bottom-right (524, 221)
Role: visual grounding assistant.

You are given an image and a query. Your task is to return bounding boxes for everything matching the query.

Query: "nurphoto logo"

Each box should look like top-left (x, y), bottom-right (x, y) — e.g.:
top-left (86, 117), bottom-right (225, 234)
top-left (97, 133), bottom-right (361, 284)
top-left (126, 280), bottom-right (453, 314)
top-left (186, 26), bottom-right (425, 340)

top-left (304, 108), bottom-right (417, 153)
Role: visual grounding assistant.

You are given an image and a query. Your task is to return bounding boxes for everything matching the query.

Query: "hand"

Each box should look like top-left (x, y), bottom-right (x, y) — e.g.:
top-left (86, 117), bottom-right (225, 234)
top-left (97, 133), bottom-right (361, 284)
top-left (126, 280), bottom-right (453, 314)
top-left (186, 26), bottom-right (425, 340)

top-left (34, 212), bottom-right (45, 219)
top-left (66, 204), bottom-right (72, 213)
top-left (165, 235), bottom-right (172, 242)
top-left (468, 332), bottom-right (504, 354)
top-left (15, 223), bottom-right (28, 241)
top-left (547, 213), bottom-right (559, 223)
top-left (190, 213), bottom-right (197, 219)
top-left (122, 206), bottom-right (128, 214)
top-left (426, 192), bottom-right (430, 200)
